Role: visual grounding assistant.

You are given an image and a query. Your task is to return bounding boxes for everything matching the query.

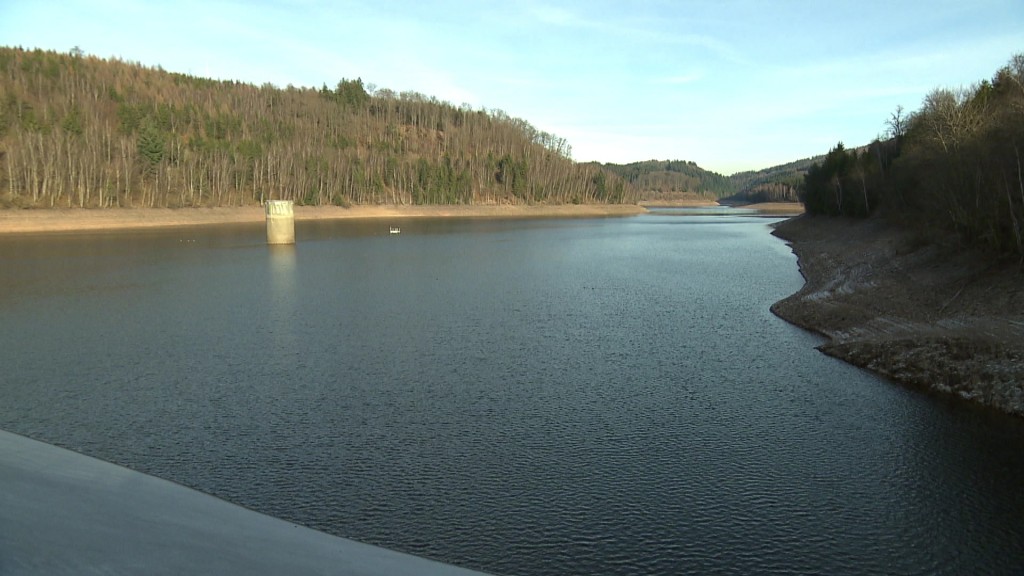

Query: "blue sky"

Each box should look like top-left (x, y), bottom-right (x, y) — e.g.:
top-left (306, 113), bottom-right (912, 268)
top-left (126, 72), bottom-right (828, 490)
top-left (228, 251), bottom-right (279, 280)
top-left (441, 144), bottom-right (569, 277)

top-left (3, 0), bottom-right (1022, 174)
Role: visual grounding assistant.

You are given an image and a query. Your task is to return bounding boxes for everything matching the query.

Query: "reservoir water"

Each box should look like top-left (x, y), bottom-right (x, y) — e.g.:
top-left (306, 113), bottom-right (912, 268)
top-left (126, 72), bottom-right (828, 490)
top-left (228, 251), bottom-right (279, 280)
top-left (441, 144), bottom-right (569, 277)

top-left (1, 214), bottom-right (1022, 575)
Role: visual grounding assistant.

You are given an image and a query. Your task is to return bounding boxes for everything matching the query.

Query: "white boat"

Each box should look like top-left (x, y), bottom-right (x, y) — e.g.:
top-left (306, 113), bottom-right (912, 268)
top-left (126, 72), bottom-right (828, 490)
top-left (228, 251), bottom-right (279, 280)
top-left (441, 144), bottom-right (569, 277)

top-left (389, 226), bottom-right (401, 235)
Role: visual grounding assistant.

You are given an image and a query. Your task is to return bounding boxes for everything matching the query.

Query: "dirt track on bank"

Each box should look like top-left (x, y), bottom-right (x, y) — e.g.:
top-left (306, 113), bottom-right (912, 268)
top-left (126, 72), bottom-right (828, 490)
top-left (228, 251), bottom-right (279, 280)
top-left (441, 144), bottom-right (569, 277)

top-left (771, 215), bottom-right (1024, 416)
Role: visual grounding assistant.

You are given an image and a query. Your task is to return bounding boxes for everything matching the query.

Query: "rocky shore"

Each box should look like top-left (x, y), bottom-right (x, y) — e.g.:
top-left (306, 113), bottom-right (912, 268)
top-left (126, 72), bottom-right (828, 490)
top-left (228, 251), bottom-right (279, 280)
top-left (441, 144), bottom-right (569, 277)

top-left (771, 215), bottom-right (1024, 417)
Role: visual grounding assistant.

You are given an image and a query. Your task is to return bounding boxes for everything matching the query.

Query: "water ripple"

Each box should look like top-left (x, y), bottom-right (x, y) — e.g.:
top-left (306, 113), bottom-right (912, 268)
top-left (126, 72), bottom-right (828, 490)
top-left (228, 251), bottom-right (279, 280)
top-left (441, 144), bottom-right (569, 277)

top-left (1, 217), bottom-right (1023, 575)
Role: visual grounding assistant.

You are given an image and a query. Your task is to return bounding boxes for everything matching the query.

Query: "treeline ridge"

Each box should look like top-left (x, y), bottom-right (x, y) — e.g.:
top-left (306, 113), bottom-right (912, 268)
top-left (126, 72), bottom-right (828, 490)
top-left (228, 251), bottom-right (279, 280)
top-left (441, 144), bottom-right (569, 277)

top-left (801, 54), bottom-right (1024, 258)
top-left (0, 46), bottom-right (634, 209)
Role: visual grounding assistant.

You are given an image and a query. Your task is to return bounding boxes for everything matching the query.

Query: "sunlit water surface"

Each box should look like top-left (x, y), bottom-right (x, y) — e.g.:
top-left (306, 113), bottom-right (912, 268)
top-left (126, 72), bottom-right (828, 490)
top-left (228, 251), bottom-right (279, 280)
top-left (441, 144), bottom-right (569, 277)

top-left (1, 214), bottom-right (1022, 575)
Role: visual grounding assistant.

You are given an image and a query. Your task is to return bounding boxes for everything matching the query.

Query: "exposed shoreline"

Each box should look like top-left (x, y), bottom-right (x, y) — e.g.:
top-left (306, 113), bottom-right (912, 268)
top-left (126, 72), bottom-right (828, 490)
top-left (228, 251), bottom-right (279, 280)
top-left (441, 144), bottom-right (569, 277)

top-left (637, 199), bottom-right (719, 207)
top-left (637, 200), bottom-right (806, 216)
top-left (0, 202), bottom-right (807, 235)
top-left (739, 201), bottom-right (804, 215)
top-left (771, 215), bottom-right (1024, 417)
top-left (0, 204), bottom-right (648, 235)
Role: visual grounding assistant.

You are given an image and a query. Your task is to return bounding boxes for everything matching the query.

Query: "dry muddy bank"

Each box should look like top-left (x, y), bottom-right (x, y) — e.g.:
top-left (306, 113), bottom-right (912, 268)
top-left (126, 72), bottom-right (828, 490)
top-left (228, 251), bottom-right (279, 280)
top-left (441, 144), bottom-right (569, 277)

top-left (771, 215), bottom-right (1024, 417)
top-left (0, 204), bottom-right (647, 235)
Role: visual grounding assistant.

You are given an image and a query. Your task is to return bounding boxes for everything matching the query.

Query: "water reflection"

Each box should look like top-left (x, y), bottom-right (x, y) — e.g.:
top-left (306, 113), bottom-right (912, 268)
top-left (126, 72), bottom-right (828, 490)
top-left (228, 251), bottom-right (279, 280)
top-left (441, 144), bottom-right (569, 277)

top-left (267, 244), bottom-right (298, 355)
top-left (645, 206), bottom-right (759, 216)
top-left (297, 215), bottom-right (602, 241)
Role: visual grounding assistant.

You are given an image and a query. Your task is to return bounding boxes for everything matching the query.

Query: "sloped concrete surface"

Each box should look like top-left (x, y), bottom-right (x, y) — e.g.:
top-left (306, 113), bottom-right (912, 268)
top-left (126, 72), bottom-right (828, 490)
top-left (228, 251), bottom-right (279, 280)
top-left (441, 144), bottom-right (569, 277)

top-left (0, 429), bottom-right (490, 575)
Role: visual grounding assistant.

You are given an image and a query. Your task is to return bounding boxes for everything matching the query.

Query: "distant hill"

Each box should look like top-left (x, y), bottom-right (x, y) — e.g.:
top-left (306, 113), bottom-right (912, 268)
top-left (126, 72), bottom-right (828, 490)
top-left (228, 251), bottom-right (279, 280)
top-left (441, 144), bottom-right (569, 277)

top-left (600, 156), bottom-right (836, 204)
top-left (720, 155), bottom-right (825, 204)
top-left (0, 46), bottom-right (633, 208)
top-left (598, 159), bottom-right (733, 202)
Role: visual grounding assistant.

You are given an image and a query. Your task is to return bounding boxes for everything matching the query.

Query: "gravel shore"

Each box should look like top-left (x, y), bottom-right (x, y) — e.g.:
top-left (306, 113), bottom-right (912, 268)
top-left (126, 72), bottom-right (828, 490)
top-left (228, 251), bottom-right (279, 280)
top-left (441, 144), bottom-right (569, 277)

top-left (771, 215), bottom-right (1024, 417)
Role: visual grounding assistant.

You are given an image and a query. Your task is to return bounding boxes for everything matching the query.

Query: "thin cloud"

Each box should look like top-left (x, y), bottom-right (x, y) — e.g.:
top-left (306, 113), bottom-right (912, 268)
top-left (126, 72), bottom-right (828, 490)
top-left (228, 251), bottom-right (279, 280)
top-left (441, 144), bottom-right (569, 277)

top-left (529, 4), bottom-right (588, 27)
top-left (654, 73), bottom-right (704, 85)
top-left (661, 33), bottom-right (748, 65)
top-left (523, 1), bottom-right (745, 64)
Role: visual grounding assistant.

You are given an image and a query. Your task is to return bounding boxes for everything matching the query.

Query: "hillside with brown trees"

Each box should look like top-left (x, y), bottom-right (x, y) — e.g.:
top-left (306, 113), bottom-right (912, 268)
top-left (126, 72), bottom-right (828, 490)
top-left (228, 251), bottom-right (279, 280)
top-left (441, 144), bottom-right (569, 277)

top-left (721, 155), bottom-right (825, 205)
top-left (799, 54), bottom-right (1024, 259)
top-left (601, 157), bottom-right (816, 206)
top-left (599, 159), bottom-right (733, 202)
top-left (0, 47), bottom-right (634, 209)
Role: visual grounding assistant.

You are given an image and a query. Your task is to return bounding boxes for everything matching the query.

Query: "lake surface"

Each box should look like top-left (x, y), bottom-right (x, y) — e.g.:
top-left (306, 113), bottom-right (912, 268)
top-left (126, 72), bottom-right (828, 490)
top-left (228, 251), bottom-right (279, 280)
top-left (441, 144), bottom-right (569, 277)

top-left (2, 214), bottom-right (1023, 575)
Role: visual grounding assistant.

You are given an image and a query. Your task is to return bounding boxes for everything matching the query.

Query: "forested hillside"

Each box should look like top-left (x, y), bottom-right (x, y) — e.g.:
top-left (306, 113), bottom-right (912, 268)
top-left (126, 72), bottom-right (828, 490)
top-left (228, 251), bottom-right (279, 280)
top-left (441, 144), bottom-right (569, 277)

top-left (599, 159), bottom-right (733, 201)
top-left (800, 54), bottom-right (1024, 258)
top-left (722, 155), bottom-right (824, 204)
top-left (602, 157), bottom-right (818, 204)
top-left (0, 47), bottom-right (633, 208)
